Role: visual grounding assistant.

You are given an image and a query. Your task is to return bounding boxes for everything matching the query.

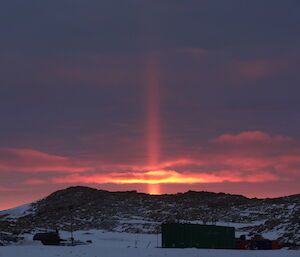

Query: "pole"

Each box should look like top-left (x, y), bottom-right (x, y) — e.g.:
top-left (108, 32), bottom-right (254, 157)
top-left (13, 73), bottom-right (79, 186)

top-left (69, 205), bottom-right (74, 246)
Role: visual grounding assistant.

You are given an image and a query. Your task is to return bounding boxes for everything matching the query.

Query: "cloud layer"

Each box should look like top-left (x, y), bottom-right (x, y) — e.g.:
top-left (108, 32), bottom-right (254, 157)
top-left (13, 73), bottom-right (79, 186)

top-left (1, 131), bottom-right (299, 198)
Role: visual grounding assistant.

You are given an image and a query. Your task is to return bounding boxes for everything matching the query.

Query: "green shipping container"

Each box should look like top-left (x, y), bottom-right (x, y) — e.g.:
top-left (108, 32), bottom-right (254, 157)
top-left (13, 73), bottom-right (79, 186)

top-left (162, 223), bottom-right (235, 249)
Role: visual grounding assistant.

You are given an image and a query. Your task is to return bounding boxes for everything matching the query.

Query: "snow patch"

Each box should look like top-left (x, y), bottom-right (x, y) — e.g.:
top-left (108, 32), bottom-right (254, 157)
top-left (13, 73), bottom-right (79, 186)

top-left (0, 203), bottom-right (32, 219)
top-left (1, 230), bottom-right (299, 257)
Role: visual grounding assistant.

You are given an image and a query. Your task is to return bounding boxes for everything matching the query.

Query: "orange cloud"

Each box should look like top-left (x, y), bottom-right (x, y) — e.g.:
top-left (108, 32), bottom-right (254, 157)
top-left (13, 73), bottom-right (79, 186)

top-left (142, 158), bottom-right (205, 171)
top-left (1, 131), bottom-right (299, 192)
top-left (24, 179), bottom-right (46, 185)
top-left (213, 131), bottom-right (292, 144)
top-left (51, 169), bottom-right (279, 185)
top-left (0, 187), bottom-right (14, 192)
top-left (0, 148), bottom-right (92, 173)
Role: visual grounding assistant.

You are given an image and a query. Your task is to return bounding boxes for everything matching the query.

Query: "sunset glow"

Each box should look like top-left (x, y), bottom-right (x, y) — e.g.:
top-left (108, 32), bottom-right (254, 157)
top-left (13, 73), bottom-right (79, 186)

top-left (49, 168), bottom-right (279, 186)
top-left (1, 1), bottom-right (300, 211)
top-left (148, 184), bottom-right (161, 195)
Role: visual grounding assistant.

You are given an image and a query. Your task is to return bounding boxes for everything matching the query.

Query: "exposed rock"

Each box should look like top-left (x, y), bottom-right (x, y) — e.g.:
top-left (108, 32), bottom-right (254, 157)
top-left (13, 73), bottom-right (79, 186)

top-left (1, 186), bottom-right (300, 245)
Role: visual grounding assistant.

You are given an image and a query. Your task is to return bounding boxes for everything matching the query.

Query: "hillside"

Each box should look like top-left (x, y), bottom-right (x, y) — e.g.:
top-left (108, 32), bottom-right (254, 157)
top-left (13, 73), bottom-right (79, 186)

top-left (1, 186), bottom-right (299, 245)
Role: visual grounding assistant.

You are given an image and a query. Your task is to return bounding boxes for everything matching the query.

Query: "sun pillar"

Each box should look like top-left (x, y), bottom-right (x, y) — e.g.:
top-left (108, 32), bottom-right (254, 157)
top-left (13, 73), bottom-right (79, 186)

top-left (145, 52), bottom-right (161, 195)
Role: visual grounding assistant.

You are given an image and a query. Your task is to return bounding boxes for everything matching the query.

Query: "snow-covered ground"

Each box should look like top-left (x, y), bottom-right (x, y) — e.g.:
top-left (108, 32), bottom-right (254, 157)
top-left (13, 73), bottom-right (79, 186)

top-left (0, 230), bottom-right (299, 257)
top-left (0, 203), bottom-right (32, 219)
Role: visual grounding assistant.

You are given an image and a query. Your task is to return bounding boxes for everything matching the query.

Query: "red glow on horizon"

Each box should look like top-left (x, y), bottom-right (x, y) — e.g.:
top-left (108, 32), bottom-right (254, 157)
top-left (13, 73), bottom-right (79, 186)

top-left (1, 130), bottom-right (299, 210)
top-left (148, 184), bottom-right (161, 195)
top-left (50, 169), bottom-right (279, 185)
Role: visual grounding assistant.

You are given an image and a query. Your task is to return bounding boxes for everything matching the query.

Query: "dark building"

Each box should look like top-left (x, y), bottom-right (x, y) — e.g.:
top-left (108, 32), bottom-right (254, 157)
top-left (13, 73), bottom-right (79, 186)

top-left (33, 231), bottom-right (61, 246)
top-left (162, 223), bottom-right (235, 249)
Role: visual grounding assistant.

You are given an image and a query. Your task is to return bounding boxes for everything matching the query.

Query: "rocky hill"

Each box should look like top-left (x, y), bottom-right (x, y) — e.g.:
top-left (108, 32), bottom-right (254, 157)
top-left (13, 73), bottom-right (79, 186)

top-left (1, 186), bottom-right (299, 245)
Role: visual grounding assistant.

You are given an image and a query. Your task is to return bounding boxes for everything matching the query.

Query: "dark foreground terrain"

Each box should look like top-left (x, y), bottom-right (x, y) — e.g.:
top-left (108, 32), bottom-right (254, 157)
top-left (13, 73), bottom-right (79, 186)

top-left (1, 186), bottom-right (299, 245)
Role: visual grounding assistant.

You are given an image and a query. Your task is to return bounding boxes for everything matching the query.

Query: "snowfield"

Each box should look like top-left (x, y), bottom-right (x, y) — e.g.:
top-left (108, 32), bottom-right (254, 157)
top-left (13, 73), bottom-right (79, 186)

top-left (0, 230), bottom-right (299, 257)
top-left (0, 203), bottom-right (32, 219)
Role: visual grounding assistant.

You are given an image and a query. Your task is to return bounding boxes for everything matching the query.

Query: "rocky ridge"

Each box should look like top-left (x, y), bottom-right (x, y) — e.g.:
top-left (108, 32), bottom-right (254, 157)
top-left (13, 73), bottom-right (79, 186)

top-left (0, 186), bottom-right (299, 245)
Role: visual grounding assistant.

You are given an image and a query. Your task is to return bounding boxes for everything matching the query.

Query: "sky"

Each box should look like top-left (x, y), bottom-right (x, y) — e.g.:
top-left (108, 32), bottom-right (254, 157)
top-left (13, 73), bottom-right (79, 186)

top-left (1, 0), bottom-right (300, 210)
